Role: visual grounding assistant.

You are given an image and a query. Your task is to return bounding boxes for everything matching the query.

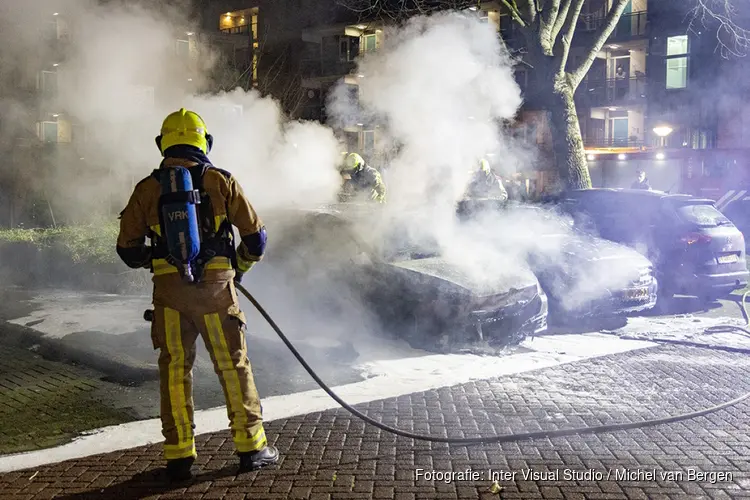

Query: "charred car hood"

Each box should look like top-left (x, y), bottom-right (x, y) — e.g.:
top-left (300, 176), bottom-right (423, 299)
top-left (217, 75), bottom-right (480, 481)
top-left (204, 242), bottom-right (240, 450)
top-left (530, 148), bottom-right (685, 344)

top-left (563, 235), bottom-right (652, 267)
top-left (387, 257), bottom-right (538, 298)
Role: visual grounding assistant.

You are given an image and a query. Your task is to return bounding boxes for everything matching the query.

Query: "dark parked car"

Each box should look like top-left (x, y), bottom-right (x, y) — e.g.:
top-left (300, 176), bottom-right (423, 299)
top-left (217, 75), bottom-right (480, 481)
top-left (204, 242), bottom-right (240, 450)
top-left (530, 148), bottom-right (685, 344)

top-left (557, 189), bottom-right (749, 302)
top-left (262, 205), bottom-right (548, 351)
top-left (457, 201), bottom-right (658, 320)
top-left (720, 194), bottom-right (750, 252)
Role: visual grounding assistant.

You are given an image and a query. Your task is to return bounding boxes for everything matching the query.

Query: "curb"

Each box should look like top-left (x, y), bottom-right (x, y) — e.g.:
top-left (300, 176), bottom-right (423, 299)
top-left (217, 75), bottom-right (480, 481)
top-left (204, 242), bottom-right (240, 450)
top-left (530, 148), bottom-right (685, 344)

top-left (0, 319), bottom-right (159, 385)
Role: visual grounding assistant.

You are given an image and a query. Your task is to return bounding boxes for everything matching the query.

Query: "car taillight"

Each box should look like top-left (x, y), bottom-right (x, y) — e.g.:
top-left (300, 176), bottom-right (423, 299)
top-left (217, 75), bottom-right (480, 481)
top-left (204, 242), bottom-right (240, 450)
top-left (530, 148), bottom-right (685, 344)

top-left (680, 233), bottom-right (712, 245)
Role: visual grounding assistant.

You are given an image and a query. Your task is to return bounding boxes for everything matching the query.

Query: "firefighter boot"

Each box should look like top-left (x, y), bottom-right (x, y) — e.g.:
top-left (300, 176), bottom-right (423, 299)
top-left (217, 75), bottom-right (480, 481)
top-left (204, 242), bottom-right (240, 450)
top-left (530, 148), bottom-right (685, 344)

top-left (166, 456), bottom-right (195, 482)
top-left (237, 445), bottom-right (280, 473)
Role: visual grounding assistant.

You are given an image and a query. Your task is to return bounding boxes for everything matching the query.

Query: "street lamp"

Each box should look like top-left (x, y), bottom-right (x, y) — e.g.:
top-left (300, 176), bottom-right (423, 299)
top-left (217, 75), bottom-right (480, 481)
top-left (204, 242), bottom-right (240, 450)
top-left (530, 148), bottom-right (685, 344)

top-left (653, 124), bottom-right (673, 147)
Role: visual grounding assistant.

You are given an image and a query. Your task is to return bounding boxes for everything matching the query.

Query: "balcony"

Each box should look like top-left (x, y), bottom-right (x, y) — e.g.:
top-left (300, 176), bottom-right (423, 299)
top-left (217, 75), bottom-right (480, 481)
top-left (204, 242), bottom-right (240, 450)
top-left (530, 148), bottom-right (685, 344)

top-left (300, 58), bottom-right (357, 80)
top-left (220, 24), bottom-right (252, 35)
top-left (584, 137), bottom-right (647, 150)
top-left (577, 76), bottom-right (648, 108)
top-left (578, 11), bottom-right (648, 40)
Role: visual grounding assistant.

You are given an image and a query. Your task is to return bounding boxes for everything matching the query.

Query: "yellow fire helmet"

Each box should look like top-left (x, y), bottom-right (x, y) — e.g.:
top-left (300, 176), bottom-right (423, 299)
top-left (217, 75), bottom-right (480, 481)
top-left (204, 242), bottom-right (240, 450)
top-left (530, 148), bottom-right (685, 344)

top-left (341, 152), bottom-right (364, 172)
top-left (479, 158), bottom-right (491, 173)
top-left (155, 108), bottom-right (213, 155)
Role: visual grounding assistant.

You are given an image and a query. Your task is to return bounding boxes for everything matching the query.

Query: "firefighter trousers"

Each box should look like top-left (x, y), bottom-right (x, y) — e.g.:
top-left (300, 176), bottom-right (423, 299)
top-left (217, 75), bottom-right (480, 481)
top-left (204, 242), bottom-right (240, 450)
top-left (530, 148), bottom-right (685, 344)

top-left (150, 282), bottom-right (267, 461)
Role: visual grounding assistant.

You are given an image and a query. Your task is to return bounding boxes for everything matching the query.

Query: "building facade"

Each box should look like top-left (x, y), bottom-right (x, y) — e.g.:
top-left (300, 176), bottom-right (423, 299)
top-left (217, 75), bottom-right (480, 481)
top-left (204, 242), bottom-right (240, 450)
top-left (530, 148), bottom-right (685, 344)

top-left (194, 0), bottom-right (750, 199)
top-left (507, 0), bottom-right (750, 197)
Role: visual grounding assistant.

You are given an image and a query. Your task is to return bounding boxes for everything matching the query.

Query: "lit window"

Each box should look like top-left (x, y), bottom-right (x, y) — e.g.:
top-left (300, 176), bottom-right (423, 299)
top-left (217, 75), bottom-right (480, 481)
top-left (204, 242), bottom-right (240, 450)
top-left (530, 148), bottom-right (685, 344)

top-left (176, 39), bottom-right (189, 58)
top-left (362, 130), bottom-right (375, 153)
top-left (665, 35), bottom-right (689, 89)
top-left (40, 122), bottom-right (58, 142)
top-left (364, 34), bottom-right (377, 53)
top-left (666, 57), bottom-right (688, 89)
top-left (39, 70), bottom-right (57, 93)
top-left (666, 35), bottom-right (688, 56)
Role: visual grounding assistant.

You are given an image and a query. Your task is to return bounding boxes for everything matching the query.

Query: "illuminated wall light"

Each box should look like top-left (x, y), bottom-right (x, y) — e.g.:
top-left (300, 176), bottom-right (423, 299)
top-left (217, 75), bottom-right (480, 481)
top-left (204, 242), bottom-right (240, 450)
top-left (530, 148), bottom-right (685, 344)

top-left (656, 152), bottom-right (666, 160)
top-left (618, 154), bottom-right (627, 160)
top-left (587, 154), bottom-right (596, 161)
top-left (53, 12), bottom-right (59, 16)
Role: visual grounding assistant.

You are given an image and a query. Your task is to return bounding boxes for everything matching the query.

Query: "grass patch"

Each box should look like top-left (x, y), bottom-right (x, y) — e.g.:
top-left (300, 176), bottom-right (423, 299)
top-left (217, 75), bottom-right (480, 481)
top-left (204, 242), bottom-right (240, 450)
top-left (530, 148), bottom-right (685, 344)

top-left (0, 221), bottom-right (120, 265)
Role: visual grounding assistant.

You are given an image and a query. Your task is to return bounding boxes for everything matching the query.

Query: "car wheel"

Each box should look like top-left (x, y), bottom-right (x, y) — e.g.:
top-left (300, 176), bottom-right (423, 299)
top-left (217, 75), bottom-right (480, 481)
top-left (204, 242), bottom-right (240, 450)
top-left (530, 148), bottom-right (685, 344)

top-left (699, 292), bottom-right (724, 304)
top-left (655, 274), bottom-right (675, 312)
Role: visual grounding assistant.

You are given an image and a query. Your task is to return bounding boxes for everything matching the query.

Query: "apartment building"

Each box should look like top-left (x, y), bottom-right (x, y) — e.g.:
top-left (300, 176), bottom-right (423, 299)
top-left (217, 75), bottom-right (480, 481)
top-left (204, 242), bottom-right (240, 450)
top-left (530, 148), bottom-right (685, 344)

top-left (507, 0), bottom-right (748, 194)
top-left (211, 0), bottom-right (749, 196)
top-left (199, 3), bottom-right (259, 87)
top-left (298, 20), bottom-right (385, 154)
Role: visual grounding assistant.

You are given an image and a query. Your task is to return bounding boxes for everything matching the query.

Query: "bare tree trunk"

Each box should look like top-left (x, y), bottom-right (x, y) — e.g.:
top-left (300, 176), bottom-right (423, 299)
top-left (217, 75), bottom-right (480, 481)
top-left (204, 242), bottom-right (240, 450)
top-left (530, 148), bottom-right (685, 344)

top-left (45, 193), bottom-right (57, 228)
top-left (9, 193), bottom-right (14, 228)
top-left (546, 76), bottom-right (591, 190)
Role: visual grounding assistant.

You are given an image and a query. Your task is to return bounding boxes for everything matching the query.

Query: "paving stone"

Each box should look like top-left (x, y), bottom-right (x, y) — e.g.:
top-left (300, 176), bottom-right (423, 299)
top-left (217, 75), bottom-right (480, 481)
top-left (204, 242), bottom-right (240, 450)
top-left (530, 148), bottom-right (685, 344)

top-left (2, 345), bottom-right (750, 498)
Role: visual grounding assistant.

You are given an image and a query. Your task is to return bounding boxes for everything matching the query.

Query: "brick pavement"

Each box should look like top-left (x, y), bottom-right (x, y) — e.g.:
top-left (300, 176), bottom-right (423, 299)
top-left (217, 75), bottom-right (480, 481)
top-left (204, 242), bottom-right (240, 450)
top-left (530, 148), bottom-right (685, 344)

top-left (0, 345), bottom-right (132, 455)
top-left (2, 344), bottom-right (750, 499)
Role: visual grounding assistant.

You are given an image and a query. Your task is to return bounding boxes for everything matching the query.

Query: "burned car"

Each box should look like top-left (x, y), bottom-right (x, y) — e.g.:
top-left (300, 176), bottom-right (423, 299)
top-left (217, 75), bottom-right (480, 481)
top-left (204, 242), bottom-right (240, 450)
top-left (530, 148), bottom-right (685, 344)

top-left (457, 201), bottom-right (658, 321)
top-left (262, 205), bottom-right (548, 352)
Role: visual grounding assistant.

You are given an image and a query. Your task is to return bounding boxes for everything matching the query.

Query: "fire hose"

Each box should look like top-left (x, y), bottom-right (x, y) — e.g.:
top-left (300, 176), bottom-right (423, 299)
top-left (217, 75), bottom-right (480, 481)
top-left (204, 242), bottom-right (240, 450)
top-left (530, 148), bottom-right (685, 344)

top-left (234, 283), bottom-right (750, 445)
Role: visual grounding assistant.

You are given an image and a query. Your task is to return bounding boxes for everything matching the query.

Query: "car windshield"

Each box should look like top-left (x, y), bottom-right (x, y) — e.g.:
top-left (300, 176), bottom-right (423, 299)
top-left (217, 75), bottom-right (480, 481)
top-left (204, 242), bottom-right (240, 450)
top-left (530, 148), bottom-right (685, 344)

top-left (723, 201), bottom-right (750, 231)
top-left (675, 203), bottom-right (733, 228)
top-left (508, 206), bottom-right (576, 236)
top-left (381, 230), bottom-right (440, 262)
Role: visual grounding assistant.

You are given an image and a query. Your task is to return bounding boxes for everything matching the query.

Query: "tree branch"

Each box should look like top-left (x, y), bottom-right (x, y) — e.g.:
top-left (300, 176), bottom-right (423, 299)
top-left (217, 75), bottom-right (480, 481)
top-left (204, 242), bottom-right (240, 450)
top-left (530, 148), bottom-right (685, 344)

top-left (556, 0), bottom-right (585, 75)
top-left (539, 0), bottom-right (561, 52)
top-left (688, 0), bottom-right (750, 57)
top-left (550, 0), bottom-right (573, 41)
top-left (500, 0), bottom-right (529, 28)
top-left (570, 0), bottom-right (630, 89)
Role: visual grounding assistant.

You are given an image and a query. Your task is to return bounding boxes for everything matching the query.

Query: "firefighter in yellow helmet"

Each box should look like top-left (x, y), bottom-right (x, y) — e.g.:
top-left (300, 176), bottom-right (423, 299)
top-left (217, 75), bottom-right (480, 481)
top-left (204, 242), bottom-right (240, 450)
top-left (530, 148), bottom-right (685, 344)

top-left (465, 158), bottom-right (508, 202)
top-left (116, 108), bottom-right (278, 481)
top-left (338, 152), bottom-right (386, 203)
top-left (458, 158), bottom-right (508, 218)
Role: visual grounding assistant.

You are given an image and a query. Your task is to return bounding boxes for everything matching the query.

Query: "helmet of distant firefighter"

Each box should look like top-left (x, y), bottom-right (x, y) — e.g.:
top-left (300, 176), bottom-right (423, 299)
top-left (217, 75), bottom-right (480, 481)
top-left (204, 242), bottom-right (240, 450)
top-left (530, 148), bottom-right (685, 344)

top-left (340, 152), bottom-right (364, 172)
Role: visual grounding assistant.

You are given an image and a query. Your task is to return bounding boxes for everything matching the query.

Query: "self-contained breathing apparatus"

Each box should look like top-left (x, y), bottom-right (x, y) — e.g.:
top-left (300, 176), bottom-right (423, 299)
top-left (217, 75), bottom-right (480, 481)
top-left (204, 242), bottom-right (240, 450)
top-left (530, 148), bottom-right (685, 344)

top-left (149, 164), bottom-right (237, 283)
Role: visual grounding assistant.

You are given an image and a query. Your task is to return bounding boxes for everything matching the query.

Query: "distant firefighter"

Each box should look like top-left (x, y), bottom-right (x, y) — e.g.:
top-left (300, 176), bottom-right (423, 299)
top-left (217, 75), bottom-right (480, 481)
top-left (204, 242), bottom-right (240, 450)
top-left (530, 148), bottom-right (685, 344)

top-left (464, 158), bottom-right (508, 202)
top-left (338, 152), bottom-right (387, 203)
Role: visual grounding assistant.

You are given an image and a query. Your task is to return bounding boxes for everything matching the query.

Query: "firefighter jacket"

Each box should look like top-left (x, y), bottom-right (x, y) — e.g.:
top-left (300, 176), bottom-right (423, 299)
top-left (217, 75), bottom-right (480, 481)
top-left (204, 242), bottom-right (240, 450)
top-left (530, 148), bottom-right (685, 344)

top-left (465, 166), bottom-right (508, 201)
top-left (340, 164), bottom-right (387, 203)
top-left (116, 152), bottom-right (266, 285)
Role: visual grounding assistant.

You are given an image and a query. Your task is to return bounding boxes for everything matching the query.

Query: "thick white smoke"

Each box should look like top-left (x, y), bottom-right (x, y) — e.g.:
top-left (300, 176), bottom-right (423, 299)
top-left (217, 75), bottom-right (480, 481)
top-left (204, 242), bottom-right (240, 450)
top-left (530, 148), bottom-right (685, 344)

top-left (326, 11), bottom-right (649, 314)
top-left (326, 12), bottom-right (535, 290)
top-left (1, 0), bottom-right (342, 219)
top-left (329, 12), bottom-right (523, 208)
